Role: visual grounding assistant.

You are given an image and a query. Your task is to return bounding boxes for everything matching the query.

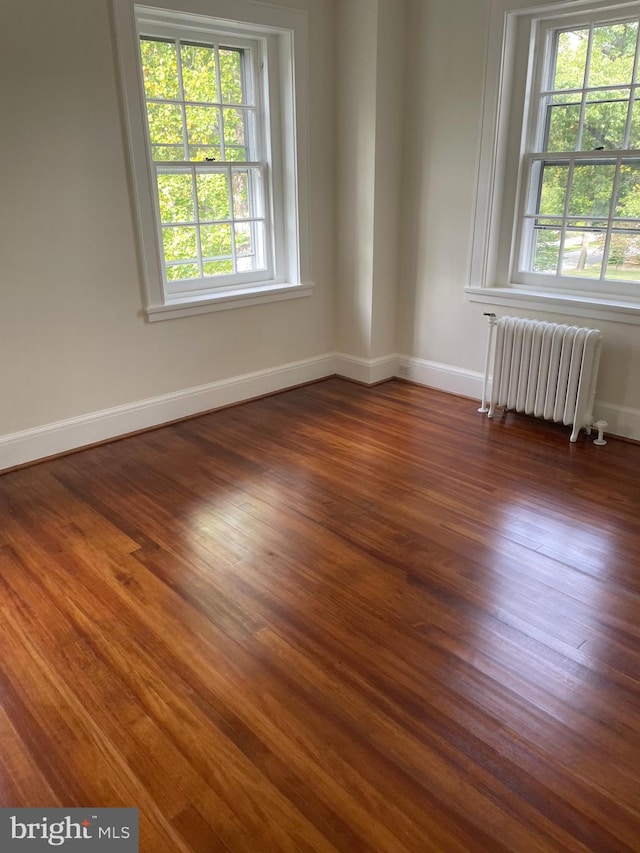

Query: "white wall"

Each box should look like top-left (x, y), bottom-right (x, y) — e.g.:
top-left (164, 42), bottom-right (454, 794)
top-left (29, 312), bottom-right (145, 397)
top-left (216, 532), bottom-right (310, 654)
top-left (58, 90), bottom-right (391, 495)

top-left (370, 0), bottom-right (405, 359)
top-left (0, 0), bottom-right (336, 442)
top-left (397, 0), bottom-right (488, 370)
top-left (397, 0), bottom-right (640, 438)
top-left (336, 0), bottom-right (377, 359)
top-left (336, 0), bottom-right (405, 361)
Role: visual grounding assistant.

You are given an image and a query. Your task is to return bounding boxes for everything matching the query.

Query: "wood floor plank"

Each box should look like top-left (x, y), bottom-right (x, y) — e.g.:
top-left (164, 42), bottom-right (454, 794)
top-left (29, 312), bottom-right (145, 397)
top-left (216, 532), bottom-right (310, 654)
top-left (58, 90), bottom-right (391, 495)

top-left (1, 378), bottom-right (640, 851)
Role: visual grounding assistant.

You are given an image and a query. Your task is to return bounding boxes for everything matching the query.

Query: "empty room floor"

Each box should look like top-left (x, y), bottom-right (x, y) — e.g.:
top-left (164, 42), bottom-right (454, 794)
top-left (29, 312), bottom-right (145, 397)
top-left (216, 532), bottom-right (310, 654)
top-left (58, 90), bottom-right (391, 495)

top-left (1, 378), bottom-right (639, 851)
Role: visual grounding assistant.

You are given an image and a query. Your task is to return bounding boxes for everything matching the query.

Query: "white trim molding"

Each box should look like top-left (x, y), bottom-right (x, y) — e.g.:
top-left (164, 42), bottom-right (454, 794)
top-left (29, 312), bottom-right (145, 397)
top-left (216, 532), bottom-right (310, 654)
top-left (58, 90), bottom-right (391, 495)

top-left (466, 286), bottom-right (640, 326)
top-left (334, 353), bottom-right (398, 385)
top-left (146, 282), bottom-right (314, 321)
top-left (593, 401), bottom-right (640, 442)
top-left (396, 356), bottom-right (484, 399)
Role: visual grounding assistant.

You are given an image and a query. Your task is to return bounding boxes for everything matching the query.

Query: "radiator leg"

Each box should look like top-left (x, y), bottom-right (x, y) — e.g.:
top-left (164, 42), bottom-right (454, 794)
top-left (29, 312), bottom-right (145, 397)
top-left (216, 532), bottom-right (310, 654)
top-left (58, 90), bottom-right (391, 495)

top-left (593, 420), bottom-right (608, 446)
top-left (570, 423), bottom-right (580, 443)
top-left (478, 313), bottom-right (497, 413)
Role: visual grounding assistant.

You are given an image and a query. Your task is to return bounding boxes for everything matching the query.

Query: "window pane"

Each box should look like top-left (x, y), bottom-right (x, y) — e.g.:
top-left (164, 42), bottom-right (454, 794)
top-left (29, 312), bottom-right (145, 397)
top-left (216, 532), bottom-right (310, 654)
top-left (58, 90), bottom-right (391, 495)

top-left (162, 226), bottom-right (197, 261)
top-left (219, 49), bottom-right (244, 104)
top-left (553, 29), bottom-right (589, 91)
top-left (566, 218), bottom-right (608, 229)
top-left (147, 103), bottom-right (184, 146)
top-left (533, 226), bottom-right (561, 273)
top-left (586, 88), bottom-right (630, 102)
top-left (203, 259), bottom-right (234, 276)
top-left (612, 219), bottom-right (640, 230)
top-left (223, 108), bottom-right (246, 152)
top-left (200, 223), bottom-right (232, 257)
top-left (606, 233), bottom-right (640, 279)
top-left (232, 170), bottom-right (249, 218)
top-left (151, 145), bottom-right (184, 161)
top-left (538, 164), bottom-right (569, 215)
top-left (615, 162), bottom-right (640, 217)
top-left (561, 230), bottom-right (606, 277)
top-left (232, 169), bottom-right (263, 218)
top-left (235, 221), bottom-right (252, 256)
top-left (140, 39), bottom-right (179, 100)
top-left (156, 173), bottom-right (194, 223)
top-left (588, 22), bottom-right (638, 88)
top-left (235, 222), bottom-right (266, 271)
top-left (166, 263), bottom-right (199, 281)
top-left (582, 92), bottom-right (629, 150)
top-left (224, 146), bottom-right (247, 162)
top-left (629, 98), bottom-right (640, 147)
top-left (188, 145), bottom-right (221, 162)
top-left (186, 106), bottom-right (221, 149)
top-left (196, 173), bottom-right (230, 221)
top-left (545, 102), bottom-right (580, 151)
top-left (568, 163), bottom-right (616, 218)
top-left (181, 43), bottom-right (218, 103)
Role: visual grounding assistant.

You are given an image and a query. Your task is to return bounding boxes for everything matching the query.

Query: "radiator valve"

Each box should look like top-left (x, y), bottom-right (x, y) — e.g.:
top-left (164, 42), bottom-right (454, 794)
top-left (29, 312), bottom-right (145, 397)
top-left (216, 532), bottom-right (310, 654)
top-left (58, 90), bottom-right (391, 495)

top-left (593, 420), bottom-right (608, 446)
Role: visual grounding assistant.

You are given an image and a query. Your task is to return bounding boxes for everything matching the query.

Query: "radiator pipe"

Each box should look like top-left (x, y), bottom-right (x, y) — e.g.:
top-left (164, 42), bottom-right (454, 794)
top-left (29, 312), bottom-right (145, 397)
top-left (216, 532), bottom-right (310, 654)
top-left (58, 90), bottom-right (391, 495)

top-left (478, 313), bottom-right (497, 414)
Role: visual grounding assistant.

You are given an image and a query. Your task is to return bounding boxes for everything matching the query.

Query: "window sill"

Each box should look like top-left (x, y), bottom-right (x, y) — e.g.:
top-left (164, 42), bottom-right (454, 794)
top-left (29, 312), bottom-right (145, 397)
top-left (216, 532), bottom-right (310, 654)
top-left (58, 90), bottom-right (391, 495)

top-left (465, 286), bottom-right (640, 326)
top-left (145, 281), bottom-right (314, 322)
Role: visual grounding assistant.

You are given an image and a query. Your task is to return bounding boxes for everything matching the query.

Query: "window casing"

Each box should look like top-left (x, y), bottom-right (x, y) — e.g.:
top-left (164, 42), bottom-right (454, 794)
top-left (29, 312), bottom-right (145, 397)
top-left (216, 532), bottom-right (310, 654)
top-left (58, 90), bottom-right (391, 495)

top-left (467, 0), bottom-right (640, 323)
top-left (112, 1), bottom-right (312, 320)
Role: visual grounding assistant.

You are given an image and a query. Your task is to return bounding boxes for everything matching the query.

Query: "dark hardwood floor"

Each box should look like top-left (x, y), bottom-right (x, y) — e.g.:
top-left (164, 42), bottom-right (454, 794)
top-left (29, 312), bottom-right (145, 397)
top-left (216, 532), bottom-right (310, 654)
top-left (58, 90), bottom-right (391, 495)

top-left (1, 378), bottom-right (640, 851)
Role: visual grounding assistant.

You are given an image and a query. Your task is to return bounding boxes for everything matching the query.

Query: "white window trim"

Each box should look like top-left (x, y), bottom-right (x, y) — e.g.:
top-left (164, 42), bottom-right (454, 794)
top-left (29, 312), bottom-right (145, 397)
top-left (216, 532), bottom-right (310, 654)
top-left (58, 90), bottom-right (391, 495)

top-left (112, 0), bottom-right (313, 321)
top-left (466, 0), bottom-right (640, 325)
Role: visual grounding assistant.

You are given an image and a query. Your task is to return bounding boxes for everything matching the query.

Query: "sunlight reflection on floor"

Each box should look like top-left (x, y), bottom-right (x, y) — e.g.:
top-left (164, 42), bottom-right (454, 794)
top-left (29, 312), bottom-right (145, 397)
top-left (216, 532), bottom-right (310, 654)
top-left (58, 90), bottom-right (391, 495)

top-left (499, 502), bottom-right (615, 574)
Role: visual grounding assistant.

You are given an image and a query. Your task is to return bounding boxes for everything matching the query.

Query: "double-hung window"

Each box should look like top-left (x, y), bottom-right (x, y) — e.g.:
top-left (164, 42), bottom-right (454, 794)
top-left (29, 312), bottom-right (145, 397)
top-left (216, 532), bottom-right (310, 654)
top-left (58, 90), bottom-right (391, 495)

top-left (468, 0), bottom-right (640, 322)
top-left (112, 1), bottom-right (312, 321)
top-left (141, 34), bottom-right (268, 287)
top-left (520, 11), bottom-right (640, 291)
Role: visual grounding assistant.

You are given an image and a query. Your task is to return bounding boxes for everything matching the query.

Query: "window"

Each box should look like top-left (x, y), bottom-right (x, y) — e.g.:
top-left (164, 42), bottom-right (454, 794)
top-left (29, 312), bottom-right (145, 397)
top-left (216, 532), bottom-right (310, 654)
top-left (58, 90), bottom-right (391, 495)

top-left (141, 36), bottom-right (269, 286)
top-left (467, 0), bottom-right (640, 323)
top-left (519, 12), bottom-right (640, 290)
top-left (112, 1), bottom-right (312, 320)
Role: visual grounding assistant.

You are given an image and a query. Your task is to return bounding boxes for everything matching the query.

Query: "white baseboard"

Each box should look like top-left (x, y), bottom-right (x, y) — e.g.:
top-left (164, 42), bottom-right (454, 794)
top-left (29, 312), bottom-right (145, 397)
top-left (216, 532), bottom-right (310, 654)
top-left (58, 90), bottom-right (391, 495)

top-left (396, 356), bottom-right (484, 399)
top-left (0, 353), bottom-right (337, 471)
top-left (335, 353), bottom-right (398, 384)
top-left (593, 401), bottom-right (640, 442)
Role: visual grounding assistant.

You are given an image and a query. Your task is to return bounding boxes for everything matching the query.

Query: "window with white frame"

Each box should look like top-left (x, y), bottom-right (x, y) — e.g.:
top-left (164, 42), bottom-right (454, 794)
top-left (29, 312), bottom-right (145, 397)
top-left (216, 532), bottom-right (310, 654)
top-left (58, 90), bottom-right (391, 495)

top-left (467, 0), bottom-right (640, 322)
top-left (112, 1), bottom-right (312, 321)
top-left (141, 35), bottom-right (269, 286)
top-left (519, 10), bottom-right (640, 290)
